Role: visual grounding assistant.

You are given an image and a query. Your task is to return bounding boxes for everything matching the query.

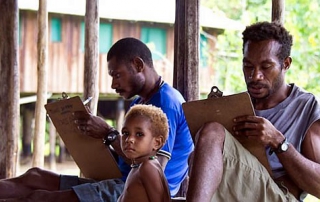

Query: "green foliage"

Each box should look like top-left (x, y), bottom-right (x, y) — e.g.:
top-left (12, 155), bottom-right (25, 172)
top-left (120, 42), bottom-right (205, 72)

top-left (285, 0), bottom-right (320, 96)
top-left (212, 29), bottom-right (246, 94)
top-left (202, 0), bottom-right (320, 97)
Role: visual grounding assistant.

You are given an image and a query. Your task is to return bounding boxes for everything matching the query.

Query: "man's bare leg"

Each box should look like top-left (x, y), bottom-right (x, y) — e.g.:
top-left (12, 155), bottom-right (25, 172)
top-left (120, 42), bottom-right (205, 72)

top-left (187, 122), bottom-right (225, 202)
top-left (0, 167), bottom-right (61, 199)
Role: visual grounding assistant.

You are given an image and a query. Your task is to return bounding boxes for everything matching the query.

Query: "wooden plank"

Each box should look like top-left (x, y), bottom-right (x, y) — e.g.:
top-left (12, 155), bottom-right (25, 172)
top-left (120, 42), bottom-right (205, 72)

top-left (174, 0), bottom-right (199, 102)
top-left (0, 0), bottom-right (19, 178)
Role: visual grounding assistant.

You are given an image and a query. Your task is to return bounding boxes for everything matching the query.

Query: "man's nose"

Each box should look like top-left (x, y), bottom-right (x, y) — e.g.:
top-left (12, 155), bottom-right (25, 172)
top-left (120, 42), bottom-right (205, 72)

top-left (111, 79), bottom-right (118, 89)
top-left (249, 68), bottom-right (263, 81)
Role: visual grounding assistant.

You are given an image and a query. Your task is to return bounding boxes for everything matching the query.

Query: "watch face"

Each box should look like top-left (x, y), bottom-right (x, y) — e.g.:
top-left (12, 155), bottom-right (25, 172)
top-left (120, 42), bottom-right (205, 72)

top-left (108, 132), bottom-right (118, 141)
top-left (281, 142), bottom-right (289, 152)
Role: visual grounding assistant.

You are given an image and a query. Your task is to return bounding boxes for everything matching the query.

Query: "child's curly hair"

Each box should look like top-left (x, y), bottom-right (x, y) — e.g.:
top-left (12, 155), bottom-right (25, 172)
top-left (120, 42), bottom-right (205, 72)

top-left (125, 104), bottom-right (169, 142)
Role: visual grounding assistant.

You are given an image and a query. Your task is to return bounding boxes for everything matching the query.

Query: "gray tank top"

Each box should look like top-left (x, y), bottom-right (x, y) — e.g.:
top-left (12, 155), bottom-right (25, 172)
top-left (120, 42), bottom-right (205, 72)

top-left (255, 84), bottom-right (320, 179)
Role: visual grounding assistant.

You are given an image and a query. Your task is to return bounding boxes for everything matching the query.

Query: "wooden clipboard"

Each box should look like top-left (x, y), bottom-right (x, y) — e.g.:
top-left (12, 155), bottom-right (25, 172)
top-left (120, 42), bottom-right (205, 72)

top-left (182, 90), bottom-right (272, 175)
top-left (45, 94), bottom-right (122, 181)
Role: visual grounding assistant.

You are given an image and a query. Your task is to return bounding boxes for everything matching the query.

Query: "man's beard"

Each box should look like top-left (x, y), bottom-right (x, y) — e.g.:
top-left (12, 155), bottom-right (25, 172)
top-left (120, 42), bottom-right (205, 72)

top-left (247, 72), bottom-right (283, 100)
top-left (126, 76), bottom-right (145, 99)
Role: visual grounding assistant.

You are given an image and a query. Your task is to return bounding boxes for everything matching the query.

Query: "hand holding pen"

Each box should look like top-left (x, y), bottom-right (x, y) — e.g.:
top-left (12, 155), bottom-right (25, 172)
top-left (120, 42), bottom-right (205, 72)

top-left (83, 96), bottom-right (93, 106)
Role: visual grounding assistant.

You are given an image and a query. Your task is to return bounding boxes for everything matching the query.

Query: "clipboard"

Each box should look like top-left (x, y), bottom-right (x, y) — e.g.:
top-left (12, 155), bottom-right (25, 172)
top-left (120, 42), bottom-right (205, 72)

top-left (44, 93), bottom-right (122, 180)
top-left (182, 88), bottom-right (272, 175)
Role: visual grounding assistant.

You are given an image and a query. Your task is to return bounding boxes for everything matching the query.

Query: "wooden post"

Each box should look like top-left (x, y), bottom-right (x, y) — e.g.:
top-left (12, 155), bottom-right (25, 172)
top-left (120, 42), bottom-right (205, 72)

top-left (115, 98), bottom-right (125, 132)
top-left (32, 0), bottom-right (48, 167)
top-left (173, 0), bottom-right (199, 102)
top-left (84, 0), bottom-right (99, 115)
top-left (0, 0), bottom-right (19, 178)
top-left (272, 0), bottom-right (285, 24)
top-left (48, 121), bottom-right (56, 170)
top-left (21, 106), bottom-right (34, 159)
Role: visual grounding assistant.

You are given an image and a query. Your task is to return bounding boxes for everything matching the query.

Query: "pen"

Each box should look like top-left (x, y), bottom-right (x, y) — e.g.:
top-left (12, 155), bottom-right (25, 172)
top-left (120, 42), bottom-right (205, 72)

top-left (83, 97), bottom-right (93, 105)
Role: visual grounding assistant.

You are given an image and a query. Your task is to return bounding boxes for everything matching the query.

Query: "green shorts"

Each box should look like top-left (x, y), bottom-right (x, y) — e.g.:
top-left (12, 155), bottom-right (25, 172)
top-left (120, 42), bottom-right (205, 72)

top-left (211, 130), bottom-right (298, 202)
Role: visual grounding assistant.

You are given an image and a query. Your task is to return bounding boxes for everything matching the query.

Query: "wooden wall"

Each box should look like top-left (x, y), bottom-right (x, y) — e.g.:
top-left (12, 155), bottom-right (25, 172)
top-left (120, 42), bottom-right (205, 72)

top-left (19, 10), bottom-right (217, 97)
top-left (20, 11), bottom-right (86, 94)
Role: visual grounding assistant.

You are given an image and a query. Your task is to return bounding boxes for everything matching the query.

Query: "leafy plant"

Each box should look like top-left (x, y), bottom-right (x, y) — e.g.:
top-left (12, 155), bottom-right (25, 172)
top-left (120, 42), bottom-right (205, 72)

top-left (202, 0), bottom-right (320, 97)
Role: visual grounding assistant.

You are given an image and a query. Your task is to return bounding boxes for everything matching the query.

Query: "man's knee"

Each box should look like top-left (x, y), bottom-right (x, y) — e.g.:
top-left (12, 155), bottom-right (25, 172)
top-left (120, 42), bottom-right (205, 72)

top-left (26, 167), bottom-right (42, 173)
top-left (195, 122), bottom-right (225, 144)
top-left (26, 167), bottom-right (49, 178)
top-left (21, 167), bottom-right (60, 189)
top-left (16, 167), bottom-right (44, 185)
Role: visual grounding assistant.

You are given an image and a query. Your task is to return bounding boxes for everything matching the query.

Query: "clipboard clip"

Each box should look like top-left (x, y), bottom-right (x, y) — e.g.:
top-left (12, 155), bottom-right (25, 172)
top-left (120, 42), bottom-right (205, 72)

top-left (61, 92), bottom-right (69, 99)
top-left (207, 86), bottom-right (223, 99)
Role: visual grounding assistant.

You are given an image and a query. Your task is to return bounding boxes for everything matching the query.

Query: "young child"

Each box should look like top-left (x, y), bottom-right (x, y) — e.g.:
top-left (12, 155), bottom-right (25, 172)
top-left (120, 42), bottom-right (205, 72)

top-left (117, 104), bottom-right (171, 202)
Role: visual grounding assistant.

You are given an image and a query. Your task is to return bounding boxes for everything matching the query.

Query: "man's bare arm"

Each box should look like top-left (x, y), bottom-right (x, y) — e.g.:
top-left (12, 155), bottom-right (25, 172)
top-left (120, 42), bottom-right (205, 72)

top-left (156, 155), bottom-right (169, 171)
top-left (278, 120), bottom-right (320, 198)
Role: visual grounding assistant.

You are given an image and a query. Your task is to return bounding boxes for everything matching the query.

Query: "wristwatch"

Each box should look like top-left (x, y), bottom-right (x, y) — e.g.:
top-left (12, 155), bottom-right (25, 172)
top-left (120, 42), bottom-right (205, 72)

top-left (103, 128), bottom-right (119, 146)
top-left (275, 137), bottom-right (289, 154)
top-left (269, 137), bottom-right (289, 155)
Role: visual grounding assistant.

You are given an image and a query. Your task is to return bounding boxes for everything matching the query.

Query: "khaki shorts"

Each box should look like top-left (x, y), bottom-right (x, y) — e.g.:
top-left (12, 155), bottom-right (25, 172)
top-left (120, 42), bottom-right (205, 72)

top-left (211, 130), bottom-right (298, 202)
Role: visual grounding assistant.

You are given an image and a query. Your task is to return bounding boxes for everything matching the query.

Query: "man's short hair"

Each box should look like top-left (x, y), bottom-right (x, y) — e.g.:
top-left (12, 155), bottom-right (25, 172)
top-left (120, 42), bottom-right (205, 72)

top-left (242, 21), bottom-right (293, 62)
top-left (107, 37), bottom-right (154, 68)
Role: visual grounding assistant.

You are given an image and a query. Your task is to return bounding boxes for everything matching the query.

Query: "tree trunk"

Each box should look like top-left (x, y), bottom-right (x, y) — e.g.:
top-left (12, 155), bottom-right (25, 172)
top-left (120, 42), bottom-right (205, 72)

top-left (173, 0), bottom-right (199, 102)
top-left (272, 0), bottom-right (285, 24)
top-left (0, 0), bottom-right (19, 179)
top-left (32, 0), bottom-right (48, 167)
top-left (84, 0), bottom-right (99, 115)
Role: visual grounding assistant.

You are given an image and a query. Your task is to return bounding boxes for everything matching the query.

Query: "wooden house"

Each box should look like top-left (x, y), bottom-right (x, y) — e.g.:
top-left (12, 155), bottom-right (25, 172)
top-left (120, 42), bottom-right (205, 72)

top-left (18, 0), bottom-right (244, 99)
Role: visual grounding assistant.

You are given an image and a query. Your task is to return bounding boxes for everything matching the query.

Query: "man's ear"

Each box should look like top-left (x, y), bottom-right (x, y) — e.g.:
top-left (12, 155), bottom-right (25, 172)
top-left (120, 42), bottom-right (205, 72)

top-left (283, 56), bottom-right (292, 71)
top-left (153, 136), bottom-right (164, 151)
top-left (133, 57), bottom-right (145, 72)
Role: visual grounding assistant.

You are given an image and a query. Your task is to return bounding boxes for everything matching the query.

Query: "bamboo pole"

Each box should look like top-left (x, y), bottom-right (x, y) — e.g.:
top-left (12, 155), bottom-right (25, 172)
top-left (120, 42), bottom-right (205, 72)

top-left (272, 0), bottom-right (285, 24)
top-left (83, 0), bottom-right (99, 115)
top-left (32, 0), bottom-right (48, 167)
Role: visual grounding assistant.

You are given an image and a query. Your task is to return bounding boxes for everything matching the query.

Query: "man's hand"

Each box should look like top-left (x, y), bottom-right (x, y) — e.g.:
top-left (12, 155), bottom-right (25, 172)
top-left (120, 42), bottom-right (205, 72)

top-left (232, 115), bottom-right (285, 149)
top-left (73, 110), bottom-right (113, 139)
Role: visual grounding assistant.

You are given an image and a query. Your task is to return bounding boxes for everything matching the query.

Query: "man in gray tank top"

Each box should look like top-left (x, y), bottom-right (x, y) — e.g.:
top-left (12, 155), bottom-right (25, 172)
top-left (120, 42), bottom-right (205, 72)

top-left (187, 21), bottom-right (320, 202)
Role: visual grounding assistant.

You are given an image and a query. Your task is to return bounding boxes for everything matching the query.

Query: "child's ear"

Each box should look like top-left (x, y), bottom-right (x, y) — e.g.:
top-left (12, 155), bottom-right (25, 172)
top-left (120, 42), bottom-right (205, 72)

top-left (153, 136), bottom-right (164, 151)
